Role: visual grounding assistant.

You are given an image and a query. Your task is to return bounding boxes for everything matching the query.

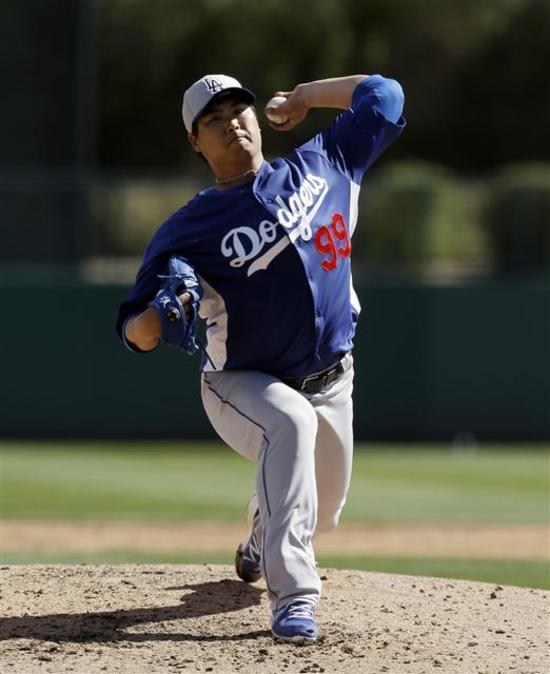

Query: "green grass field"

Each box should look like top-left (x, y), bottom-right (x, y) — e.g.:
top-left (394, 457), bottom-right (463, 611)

top-left (1, 442), bottom-right (548, 588)
top-left (2, 441), bottom-right (548, 522)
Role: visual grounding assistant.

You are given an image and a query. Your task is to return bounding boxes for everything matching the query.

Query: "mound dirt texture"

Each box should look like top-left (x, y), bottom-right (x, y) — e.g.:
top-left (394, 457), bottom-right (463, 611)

top-left (1, 565), bottom-right (548, 674)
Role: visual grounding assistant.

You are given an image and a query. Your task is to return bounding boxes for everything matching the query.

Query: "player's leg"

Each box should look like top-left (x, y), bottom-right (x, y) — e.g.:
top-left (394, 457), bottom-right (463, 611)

top-left (308, 353), bottom-right (354, 533)
top-left (201, 370), bottom-right (322, 612)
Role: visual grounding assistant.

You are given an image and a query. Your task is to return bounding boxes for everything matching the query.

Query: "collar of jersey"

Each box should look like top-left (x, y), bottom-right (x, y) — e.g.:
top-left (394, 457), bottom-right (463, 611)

top-left (200, 161), bottom-right (267, 197)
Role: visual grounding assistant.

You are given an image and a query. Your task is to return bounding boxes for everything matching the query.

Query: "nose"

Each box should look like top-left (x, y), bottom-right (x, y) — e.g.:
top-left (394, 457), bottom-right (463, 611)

top-left (225, 115), bottom-right (240, 132)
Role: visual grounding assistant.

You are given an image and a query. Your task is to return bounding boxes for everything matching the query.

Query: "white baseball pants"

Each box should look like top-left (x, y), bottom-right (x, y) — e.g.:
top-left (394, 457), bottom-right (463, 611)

top-left (200, 353), bottom-right (354, 611)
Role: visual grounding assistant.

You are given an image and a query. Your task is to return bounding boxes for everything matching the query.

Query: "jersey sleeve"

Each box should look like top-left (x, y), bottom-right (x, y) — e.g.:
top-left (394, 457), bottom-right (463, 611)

top-left (301, 75), bottom-right (406, 183)
top-left (115, 220), bottom-right (176, 353)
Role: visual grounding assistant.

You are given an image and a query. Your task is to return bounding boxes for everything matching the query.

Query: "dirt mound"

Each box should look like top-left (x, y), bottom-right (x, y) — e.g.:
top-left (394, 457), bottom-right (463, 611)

top-left (1, 565), bottom-right (548, 673)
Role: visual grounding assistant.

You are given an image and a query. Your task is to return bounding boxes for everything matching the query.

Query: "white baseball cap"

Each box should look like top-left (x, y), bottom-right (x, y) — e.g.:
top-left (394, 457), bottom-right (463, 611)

top-left (182, 74), bottom-right (256, 132)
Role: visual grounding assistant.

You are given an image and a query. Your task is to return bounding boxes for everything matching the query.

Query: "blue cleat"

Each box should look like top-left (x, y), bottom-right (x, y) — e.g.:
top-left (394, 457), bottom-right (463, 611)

top-left (235, 496), bottom-right (262, 583)
top-left (271, 601), bottom-right (320, 643)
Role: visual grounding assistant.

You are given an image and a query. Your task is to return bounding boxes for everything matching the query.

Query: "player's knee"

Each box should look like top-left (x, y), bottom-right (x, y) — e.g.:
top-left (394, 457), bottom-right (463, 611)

top-left (270, 400), bottom-right (318, 447)
top-left (287, 403), bottom-right (318, 443)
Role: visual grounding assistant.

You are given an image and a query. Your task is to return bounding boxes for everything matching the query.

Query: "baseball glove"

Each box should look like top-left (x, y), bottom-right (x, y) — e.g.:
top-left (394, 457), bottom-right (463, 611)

top-left (150, 256), bottom-right (203, 355)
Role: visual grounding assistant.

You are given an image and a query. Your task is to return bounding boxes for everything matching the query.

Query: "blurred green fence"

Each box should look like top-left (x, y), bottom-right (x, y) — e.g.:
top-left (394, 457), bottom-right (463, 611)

top-left (1, 279), bottom-right (548, 440)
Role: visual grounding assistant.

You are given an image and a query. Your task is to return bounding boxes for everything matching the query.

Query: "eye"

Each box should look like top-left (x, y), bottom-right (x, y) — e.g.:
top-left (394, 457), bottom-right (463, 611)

top-left (204, 114), bottom-right (222, 126)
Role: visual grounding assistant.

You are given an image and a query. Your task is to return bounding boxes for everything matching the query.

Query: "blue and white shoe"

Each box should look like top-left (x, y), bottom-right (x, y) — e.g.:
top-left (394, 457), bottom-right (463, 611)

top-left (271, 601), bottom-right (320, 643)
top-left (234, 495), bottom-right (262, 583)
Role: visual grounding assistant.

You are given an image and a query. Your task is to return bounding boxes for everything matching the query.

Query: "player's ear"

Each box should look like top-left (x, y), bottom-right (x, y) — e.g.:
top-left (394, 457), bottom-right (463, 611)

top-left (188, 132), bottom-right (200, 154)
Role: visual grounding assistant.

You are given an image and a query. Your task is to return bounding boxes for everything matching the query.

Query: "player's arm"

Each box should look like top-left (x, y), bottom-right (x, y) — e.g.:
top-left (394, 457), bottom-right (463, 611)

top-left (123, 293), bottom-right (192, 352)
top-left (267, 74), bottom-right (403, 131)
top-left (266, 75), bottom-right (367, 131)
top-left (276, 75), bottom-right (405, 182)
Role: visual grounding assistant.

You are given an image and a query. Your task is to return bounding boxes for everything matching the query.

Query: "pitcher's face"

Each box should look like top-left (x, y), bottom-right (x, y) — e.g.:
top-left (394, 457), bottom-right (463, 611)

top-left (188, 96), bottom-right (262, 168)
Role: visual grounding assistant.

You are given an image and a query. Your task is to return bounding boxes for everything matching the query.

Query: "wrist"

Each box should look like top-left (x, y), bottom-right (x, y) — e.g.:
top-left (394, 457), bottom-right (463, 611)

top-left (143, 307), bottom-right (162, 340)
top-left (295, 82), bottom-right (315, 110)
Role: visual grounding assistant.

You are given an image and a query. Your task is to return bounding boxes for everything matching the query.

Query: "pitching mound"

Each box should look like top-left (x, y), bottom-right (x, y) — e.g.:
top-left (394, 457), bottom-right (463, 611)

top-left (1, 565), bottom-right (548, 673)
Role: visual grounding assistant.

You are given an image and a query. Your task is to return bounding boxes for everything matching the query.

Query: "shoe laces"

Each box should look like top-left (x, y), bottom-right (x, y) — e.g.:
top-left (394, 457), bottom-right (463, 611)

top-left (278, 601), bottom-right (315, 621)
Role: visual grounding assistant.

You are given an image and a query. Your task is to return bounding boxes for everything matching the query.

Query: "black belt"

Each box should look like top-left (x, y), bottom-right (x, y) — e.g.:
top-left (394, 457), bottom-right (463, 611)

top-left (281, 358), bottom-right (345, 394)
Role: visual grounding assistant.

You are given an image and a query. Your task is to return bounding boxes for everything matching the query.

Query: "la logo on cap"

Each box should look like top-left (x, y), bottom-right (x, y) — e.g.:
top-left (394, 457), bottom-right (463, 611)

top-left (204, 78), bottom-right (224, 94)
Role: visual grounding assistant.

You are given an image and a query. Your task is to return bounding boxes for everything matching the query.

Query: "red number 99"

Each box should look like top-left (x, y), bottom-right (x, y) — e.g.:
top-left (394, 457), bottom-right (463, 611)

top-left (314, 225), bottom-right (338, 272)
top-left (330, 213), bottom-right (351, 258)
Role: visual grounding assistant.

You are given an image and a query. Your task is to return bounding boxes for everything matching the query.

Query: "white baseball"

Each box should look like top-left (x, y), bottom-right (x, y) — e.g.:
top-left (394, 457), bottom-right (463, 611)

top-left (265, 96), bottom-right (289, 124)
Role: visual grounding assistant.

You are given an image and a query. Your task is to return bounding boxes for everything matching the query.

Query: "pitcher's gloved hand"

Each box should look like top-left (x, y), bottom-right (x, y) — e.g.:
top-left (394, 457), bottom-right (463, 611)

top-left (150, 256), bottom-right (203, 355)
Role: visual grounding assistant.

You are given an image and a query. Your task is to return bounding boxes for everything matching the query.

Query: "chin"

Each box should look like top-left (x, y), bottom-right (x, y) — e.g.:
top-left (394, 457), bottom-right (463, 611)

top-left (232, 143), bottom-right (256, 158)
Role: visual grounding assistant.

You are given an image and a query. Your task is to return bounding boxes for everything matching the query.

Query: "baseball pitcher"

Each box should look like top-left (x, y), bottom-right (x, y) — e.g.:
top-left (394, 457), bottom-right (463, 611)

top-left (116, 72), bottom-right (405, 642)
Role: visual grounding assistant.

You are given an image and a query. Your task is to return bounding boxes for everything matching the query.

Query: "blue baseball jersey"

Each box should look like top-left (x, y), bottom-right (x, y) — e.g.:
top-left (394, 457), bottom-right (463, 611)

top-left (116, 75), bottom-right (405, 377)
